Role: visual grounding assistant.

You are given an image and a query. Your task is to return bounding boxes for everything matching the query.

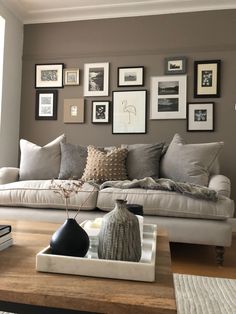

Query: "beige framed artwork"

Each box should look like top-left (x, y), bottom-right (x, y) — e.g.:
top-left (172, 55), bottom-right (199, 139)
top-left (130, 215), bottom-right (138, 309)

top-left (64, 98), bottom-right (84, 123)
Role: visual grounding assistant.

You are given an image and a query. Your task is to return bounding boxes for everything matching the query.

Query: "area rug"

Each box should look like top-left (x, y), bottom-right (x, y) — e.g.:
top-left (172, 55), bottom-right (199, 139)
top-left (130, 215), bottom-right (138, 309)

top-left (174, 273), bottom-right (236, 314)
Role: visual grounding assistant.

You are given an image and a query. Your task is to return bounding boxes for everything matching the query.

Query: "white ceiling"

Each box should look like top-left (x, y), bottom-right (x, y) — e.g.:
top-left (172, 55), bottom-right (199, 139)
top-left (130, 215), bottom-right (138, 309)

top-left (1, 0), bottom-right (236, 24)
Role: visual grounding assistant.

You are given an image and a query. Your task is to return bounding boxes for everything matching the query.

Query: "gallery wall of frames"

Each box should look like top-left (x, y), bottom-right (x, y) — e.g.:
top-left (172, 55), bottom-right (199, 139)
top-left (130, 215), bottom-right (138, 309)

top-left (34, 58), bottom-right (220, 134)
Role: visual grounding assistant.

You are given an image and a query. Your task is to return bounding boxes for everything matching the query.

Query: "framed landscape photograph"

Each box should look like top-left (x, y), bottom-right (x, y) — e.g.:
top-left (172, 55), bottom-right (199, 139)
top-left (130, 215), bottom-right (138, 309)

top-left (112, 90), bottom-right (147, 134)
top-left (35, 63), bottom-right (64, 88)
top-left (118, 66), bottom-right (144, 87)
top-left (194, 60), bottom-right (221, 98)
top-left (64, 68), bottom-right (80, 86)
top-left (63, 98), bottom-right (84, 123)
top-left (187, 102), bottom-right (214, 131)
top-left (84, 62), bottom-right (109, 96)
top-left (164, 57), bottom-right (187, 74)
top-left (92, 101), bottom-right (110, 124)
top-left (35, 90), bottom-right (57, 120)
top-left (150, 75), bottom-right (187, 119)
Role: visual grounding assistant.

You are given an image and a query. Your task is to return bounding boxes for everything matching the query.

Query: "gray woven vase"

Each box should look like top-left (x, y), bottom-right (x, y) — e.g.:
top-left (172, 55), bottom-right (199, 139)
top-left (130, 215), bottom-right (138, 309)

top-left (98, 199), bottom-right (141, 262)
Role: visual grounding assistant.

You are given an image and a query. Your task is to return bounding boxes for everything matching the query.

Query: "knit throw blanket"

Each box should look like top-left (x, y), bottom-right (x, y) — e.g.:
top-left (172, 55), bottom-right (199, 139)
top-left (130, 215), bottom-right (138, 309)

top-left (98, 177), bottom-right (218, 202)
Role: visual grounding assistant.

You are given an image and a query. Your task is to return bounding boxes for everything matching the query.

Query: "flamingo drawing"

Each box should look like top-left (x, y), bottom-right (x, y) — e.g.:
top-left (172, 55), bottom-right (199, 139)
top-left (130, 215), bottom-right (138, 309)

top-left (122, 100), bottom-right (136, 124)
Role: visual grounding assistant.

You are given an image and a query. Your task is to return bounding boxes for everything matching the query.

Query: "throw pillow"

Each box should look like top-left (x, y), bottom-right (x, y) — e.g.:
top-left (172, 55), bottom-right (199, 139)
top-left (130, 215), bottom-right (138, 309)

top-left (82, 146), bottom-right (128, 182)
top-left (160, 133), bottom-right (224, 186)
top-left (122, 143), bottom-right (164, 180)
top-left (59, 142), bottom-right (87, 179)
top-left (19, 134), bottom-right (66, 180)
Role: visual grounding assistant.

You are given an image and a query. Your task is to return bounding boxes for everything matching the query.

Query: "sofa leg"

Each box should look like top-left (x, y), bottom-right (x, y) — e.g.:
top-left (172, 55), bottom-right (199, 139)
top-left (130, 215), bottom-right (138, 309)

top-left (215, 246), bottom-right (225, 266)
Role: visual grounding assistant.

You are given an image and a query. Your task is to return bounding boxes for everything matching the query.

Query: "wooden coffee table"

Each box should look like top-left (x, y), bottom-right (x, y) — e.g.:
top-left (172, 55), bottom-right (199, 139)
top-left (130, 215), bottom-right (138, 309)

top-left (0, 220), bottom-right (176, 314)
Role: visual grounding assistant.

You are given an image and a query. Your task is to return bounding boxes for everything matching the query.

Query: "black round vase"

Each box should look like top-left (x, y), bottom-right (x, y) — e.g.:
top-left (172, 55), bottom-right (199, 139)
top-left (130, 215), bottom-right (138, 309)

top-left (50, 218), bottom-right (90, 257)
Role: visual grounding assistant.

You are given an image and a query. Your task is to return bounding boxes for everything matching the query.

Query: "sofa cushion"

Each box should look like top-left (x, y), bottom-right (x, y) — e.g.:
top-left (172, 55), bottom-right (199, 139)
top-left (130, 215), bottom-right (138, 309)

top-left (96, 188), bottom-right (234, 220)
top-left (0, 180), bottom-right (98, 210)
top-left (82, 146), bottom-right (128, 182)
top-left (160, 134), bottom-right (223, 186)
top-left (59, 142), bottom-right (87, 180)
top-left (19, 135), bottom-right (65, 180)
top-left (121, 143), bottom-right (164, 180)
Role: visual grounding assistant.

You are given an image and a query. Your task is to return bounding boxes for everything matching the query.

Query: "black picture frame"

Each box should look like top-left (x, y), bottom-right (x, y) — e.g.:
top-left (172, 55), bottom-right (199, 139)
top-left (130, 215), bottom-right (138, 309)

top-left (35, 90), bottom-right (58, 120)
top-left (35, 63), bottom-right (64, 88)
top-left (187, 102), bottom-right (214, 132)
top-left (112, 90), bottom-right (147, 134)
top-left (92, 101), bottom-right (110, 124)
top-left (164, 57), bottom-right (187, 75)
top-left (117, 66), bottom-right (144, 87)
top-left (194, 60), bottom-right (221, 98)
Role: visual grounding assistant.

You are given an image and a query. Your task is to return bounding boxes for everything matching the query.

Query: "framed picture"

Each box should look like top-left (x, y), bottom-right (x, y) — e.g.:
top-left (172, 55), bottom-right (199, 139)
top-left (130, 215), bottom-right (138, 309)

top-left (112, 90), bottom-right (147, 134)
top-left (118, 66), bottom-right (144, 87)
top-left (35, 90), bottom-right (57, 120)
top-left (64, 68), bottom-right (80, 86)
top-left (164, 57), bottom-right (187, 74)
top-left (150, 75), bottom-right (187, 119)
top-left (63, 98), bottom-right (84, 123)
top-left (84, 62), bottom-right (109, 96)
top-left (187, 102), bottom-right (214, 132)
top-left (194, 60), bottom-right (221, 98)
top-left (92, 101), bottom-right (110, 124)
top-left (35, 63), bottom-right (64, 88)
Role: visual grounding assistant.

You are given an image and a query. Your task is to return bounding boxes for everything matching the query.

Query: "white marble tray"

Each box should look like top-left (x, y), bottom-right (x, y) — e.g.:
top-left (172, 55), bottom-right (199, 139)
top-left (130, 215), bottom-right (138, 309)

top-left (36, 224), bottom-right (157, 282)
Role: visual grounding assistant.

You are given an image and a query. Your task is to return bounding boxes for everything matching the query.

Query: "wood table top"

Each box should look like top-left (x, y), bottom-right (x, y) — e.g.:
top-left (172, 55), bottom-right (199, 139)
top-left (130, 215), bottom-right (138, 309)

top-left (0, 220), bottom-right (176, 314)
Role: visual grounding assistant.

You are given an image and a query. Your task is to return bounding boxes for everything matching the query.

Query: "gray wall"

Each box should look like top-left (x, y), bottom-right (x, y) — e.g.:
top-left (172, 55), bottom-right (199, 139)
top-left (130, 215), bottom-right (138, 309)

top-left (21, 10), bottom-right (236, 203)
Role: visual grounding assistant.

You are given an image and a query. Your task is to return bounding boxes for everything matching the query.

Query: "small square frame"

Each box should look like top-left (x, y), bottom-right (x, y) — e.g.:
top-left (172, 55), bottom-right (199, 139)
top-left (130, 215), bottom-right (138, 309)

top-left (35, 63), bottom-right (64, 88)
top-left (84, 62), bottom-right (109, 96)
top-left (187, 102), bottom-right (214, 132)
top-left (118, 66), bottom-right (144, 87)
top-left (64, 68), bottom-right (80, 86)
top-left (63, 98), bottom-right (84, 123)
top-left (164, 57), bottom-right (187, 75)
top-left (92, 101), bottom-right (110, 124)
top-left (35, 90), bottom-right (57, 120)
top-left (194, 60), bottom-right (221, 98)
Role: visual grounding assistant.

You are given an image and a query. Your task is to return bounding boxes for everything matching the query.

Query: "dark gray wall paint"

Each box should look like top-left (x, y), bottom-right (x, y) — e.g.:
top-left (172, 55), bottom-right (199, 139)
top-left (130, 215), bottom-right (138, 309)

top-left (21, 10), bottom-right (236, 204)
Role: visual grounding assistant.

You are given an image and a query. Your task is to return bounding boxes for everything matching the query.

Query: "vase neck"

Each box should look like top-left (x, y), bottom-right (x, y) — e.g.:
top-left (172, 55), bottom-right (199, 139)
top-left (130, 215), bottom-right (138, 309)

top-left (115, 199), bottom-right (127, 211)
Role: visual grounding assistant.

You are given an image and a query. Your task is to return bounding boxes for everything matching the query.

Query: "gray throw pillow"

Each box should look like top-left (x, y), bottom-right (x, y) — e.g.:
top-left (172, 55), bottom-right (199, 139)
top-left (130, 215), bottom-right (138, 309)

top-left (122, 143), bottom-right (164, 180)
top-left (19, 134), bottom-right (65, 180)
top-left (160, 134), bottom-right (224, 186)
top-left (59, 143), bottom-right (87, 179)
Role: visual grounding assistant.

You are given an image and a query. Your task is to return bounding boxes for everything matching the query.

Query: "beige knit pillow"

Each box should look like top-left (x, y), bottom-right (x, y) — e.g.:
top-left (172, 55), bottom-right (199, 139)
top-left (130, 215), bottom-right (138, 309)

top-left (82, 146), bottom-right (128, 182)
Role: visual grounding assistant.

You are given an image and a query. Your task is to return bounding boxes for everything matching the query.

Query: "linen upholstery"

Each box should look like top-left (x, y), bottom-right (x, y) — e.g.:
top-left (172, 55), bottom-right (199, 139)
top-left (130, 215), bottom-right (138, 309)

top-left (160, 134), bottom-right (224, 186)
top-left (59, 142), bottom-right (87, 179)
top-left (0, 167), bottom-right (19, 184)
top-left (82, 146), bottom-right (128, 182)
top-left (19, 134), bottom-right (65, 180)
top-left (208, 174), bottom-right (231, 198)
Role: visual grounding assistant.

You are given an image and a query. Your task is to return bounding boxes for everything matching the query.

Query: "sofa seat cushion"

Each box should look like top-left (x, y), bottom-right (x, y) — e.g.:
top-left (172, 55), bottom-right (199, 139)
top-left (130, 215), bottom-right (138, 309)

top-left (0, 180), bottom-right (98, 210)
top-left (97, 188), bottom-right (234, 220)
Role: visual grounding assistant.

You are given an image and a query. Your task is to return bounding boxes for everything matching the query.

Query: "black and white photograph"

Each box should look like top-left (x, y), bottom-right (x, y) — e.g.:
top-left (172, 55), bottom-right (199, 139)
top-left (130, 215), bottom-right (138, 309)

top-left (187, 102), bottom-right (214, 131)
top-left (92, 101), bottom-right (110, 123)
top-left (112, 90), bottom-right (147, 134)
top-left (35, 90), bottom-right (57, 120)
top-left (158, 98), bottom-right (179, 112)
top-left (118, 66), bottom-right (144, 87)
top-left (194, 60), bottom-right (221, 97)
top-left (158, 81), bottom-right (179, 95)
top-left (35, 64), bottom-right (64, 88)
top-left (64, 68), bottom-right (80, 85)
top-left (84, 62), bottom-right (109, 96)
top-left (164, 57), bottom-right (187, 74)
top-left (150, 75), bottom-right (187, 119)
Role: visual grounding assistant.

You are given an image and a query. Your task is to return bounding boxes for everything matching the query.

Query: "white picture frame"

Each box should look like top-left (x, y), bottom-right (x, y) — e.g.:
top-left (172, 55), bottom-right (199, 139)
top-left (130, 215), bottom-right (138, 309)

top-left (187, 102), bottom-right (214, 132)
top-left (64, 68), bottom-right (80, 86)
top-left (150, 75), bottom-right (187, 119)
top-left (84, 62), bottom-right (109, 96)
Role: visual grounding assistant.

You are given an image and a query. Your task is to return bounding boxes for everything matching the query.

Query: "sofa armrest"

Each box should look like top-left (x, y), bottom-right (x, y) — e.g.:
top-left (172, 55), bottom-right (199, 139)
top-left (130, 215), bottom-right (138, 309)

top-left (0, 167), bottom-right (19, 184)
top-left (208, 174), bottom-right (231, 198)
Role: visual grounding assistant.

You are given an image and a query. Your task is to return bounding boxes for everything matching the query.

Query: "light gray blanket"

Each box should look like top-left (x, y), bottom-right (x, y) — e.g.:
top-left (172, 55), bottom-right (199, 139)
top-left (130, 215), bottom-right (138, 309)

top-left (99, 177), bottom-right (218, 202)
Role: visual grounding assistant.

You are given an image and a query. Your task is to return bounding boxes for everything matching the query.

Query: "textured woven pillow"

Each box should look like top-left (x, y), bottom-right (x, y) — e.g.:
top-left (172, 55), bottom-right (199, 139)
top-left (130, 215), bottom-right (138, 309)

top-left (59, 142), bottom-right (87, 179)
top-left (82, 146), bottom-right (128, 182)
top-left (19, 134), bottom-right (66, 180)
top-left (160, 134), bottom-right (224, 186)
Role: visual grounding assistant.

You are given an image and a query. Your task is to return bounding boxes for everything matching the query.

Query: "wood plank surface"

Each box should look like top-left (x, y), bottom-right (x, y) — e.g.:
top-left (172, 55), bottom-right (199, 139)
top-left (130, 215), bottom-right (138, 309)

top-left (0, 220), bottom-right (176, 314)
